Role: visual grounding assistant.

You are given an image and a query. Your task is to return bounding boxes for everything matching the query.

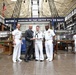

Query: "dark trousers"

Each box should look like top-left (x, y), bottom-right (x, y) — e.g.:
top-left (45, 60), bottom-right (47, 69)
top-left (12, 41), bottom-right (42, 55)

top-left (25, 44), bottom-right (34, 60)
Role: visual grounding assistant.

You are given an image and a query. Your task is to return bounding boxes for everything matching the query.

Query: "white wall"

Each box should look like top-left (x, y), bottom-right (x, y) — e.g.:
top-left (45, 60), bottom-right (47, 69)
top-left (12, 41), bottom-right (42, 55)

top-left (19, 22), bottom-right (50, 33)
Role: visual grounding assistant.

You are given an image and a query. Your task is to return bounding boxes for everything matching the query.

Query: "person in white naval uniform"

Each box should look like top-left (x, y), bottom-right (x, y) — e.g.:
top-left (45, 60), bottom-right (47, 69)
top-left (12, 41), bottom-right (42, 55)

top-left (12, 23), bottom-right (22, 62)
top-left (73, 33), bottom-right (76, 53)
top-left (44, 25), bottom-right (55, 62)
top-left (34, 26), bottom-right (44, 62)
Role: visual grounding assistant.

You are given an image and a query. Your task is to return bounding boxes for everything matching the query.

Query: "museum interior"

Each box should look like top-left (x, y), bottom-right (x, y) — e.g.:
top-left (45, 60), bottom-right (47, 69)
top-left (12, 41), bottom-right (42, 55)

top-left (0, 0), bottom-right (76, 75)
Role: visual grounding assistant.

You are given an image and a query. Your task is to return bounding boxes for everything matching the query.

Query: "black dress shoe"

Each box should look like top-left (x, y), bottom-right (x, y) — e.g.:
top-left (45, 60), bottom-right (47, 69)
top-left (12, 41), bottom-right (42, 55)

top-left (24, 59), bottom-right (29, 62)
top-left (35, 59), bottom-right (38, 61)
top-left (40, 60), bottom-right (43, 62)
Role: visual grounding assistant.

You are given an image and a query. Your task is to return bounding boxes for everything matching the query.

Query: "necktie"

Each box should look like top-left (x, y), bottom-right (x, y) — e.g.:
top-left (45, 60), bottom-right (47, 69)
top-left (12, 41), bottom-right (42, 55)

top-left (36, 33), bottom-right (38, 38)
top-left (36, 31), bottom-right (39, 38)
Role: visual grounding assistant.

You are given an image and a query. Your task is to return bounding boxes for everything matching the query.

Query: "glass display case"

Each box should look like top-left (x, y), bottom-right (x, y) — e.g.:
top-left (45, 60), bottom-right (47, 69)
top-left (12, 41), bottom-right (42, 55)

top-left (54, 30), bottom-right (74, 52)
top-left (0, 31), bottom-right (12, 40)
top-left (0, 31), bottom-right (12, 55)
top-left (55, 30), bottom-right (72, 40)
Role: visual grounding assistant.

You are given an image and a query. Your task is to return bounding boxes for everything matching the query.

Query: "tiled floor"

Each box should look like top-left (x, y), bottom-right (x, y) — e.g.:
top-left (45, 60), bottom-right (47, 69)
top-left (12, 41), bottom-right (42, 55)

top-left (0, 50), bottom-right (76, 75)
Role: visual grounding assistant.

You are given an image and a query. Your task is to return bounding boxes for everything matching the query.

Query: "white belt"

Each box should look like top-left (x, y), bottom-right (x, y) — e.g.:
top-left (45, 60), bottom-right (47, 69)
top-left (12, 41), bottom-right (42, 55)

top-left (15, 38), bottom-right (21, 40)
top-left (45, 39), bottom-right (52, 41)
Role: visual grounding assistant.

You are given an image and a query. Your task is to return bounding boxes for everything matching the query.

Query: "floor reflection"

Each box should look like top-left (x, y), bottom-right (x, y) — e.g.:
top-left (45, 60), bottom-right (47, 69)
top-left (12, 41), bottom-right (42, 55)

top-left (12, 63), bottom-right (23, 75)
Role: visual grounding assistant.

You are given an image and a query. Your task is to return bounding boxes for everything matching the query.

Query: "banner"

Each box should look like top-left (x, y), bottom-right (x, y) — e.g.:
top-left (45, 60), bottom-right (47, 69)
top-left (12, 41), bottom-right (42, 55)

top-left (5, 17), bottom-right (65, 24)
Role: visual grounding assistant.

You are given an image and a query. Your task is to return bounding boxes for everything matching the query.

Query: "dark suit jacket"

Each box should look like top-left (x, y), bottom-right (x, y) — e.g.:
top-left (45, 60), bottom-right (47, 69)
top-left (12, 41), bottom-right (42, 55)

top-left (25, 29), bottom-right (33, 46)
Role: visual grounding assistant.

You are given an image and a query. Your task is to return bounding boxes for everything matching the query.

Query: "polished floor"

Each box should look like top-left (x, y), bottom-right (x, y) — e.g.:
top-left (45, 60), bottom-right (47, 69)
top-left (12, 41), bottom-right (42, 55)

top-left (0, 50), bottom-right (76, 75)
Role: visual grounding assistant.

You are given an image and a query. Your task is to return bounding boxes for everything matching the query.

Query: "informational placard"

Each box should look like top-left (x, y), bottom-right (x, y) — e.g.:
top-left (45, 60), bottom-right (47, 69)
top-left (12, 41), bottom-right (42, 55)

top-left (5, 17), bottom-right (65, 24)
top-left (0, 31), bottom-right (11, 38)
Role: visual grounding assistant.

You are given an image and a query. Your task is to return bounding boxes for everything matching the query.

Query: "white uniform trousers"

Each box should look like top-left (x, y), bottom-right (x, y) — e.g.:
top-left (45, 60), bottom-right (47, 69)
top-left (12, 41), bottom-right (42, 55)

top-left (12, 39), bottom-right (21, 61)
top-left (35, 42), bottom-right (44, 60)
top-left (45, 40), bottom-right (53, 61)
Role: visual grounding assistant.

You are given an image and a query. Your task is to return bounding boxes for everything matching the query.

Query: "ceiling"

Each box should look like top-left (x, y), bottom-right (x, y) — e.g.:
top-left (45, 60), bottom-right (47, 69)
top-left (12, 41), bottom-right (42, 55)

top-left (0, 0), bottom-right (76, 18)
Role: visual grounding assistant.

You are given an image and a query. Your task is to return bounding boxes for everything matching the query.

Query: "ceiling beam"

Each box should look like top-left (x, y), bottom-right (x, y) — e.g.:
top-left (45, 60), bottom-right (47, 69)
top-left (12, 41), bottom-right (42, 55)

top-left (48, 0), bottom-right (59, 17)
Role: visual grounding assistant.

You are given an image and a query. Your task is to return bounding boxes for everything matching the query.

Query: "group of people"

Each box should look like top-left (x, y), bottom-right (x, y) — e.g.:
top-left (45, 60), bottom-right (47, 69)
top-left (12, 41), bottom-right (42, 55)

top-left (12, 23), bottom-right (55, 63)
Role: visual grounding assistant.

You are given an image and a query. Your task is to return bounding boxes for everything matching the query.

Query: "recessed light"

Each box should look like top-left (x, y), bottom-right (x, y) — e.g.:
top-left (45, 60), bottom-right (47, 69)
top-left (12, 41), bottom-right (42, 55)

top-left (11, 0), bottom-right (17, 1)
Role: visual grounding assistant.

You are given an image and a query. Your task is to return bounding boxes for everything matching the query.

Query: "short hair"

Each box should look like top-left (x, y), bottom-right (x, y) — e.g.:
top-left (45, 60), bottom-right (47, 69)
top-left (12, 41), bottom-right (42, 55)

top-left (16, 23), bottom-right (19, 26)
top-left (36, 25), bottom-right (40, 28)
top-left (45, 25), bottom-right (49, 28)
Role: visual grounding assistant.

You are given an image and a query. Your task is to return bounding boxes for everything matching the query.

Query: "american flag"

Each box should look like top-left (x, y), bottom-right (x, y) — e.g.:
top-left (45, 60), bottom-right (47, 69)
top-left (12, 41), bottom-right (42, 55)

top-left (3, 2), bottom-right (6, 11)
top-left (2, 2), bottom-right (6, 17)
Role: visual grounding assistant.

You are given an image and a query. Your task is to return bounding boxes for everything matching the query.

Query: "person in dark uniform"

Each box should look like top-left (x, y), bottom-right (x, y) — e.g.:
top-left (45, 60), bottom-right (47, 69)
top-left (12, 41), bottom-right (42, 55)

top-left (24, 25), bottom-right (35, 62)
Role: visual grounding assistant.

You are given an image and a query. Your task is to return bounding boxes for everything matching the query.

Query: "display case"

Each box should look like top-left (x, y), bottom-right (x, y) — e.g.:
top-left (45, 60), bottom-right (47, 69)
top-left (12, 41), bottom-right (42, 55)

top-left (55, 30), bottom-right (74, 52)
top-left (0, 31), bottom-right (11, 40)
top-left (0, 31), bottom-right (12, 55)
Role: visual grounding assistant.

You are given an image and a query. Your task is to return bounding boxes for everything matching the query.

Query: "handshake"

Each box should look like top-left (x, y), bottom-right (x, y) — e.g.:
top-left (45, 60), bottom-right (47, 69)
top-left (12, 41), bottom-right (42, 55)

top-left (30, 37), bottom-right (42, 40)
top-left (30, 37), bottom-right (36, 40)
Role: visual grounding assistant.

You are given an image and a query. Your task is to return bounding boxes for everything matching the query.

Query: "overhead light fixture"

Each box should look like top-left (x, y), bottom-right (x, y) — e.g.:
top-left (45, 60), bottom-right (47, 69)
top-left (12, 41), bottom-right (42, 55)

top-left (20, 13), bottom-right (24, 16)
top-left (45, 0), bottom-right (47, 2)
top-left (11, 0), bottom-right (17, 1)
top-left (24, 0), bottom-right (25, 3)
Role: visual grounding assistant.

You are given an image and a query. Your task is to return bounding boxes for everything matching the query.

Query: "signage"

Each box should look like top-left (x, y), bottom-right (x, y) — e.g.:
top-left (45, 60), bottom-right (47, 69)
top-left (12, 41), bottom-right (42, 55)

top-left (5, 17), bottom-right (65, 24)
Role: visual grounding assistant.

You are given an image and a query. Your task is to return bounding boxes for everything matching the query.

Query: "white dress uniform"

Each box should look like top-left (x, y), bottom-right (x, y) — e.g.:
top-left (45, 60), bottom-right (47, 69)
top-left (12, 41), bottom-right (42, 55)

top-left (73, 34), bottom-right (76, 52)
top-left (12, 29), bottom-right (22, 62)
top-left (44, 29), bottom-right (55, 61)
top-left (34, 31), bottom-right (44, 61)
